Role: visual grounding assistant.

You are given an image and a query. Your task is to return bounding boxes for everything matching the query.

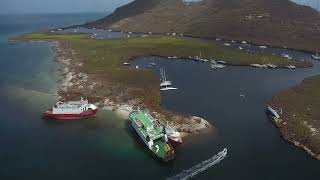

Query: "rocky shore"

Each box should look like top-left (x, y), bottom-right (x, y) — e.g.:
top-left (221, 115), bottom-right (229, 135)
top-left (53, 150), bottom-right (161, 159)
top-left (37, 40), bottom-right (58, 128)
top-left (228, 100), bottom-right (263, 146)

top-left (269, 117), bottom-right (320, 160)
top-left (50, 40), bottom-right (212, 137)
top-left (269, 76), bottom-right (320, 160)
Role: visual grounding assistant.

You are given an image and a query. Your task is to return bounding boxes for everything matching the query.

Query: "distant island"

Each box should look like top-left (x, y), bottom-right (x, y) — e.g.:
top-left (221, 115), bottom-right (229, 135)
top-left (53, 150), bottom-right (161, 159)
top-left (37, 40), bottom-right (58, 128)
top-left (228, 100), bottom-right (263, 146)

top-left (84, 0), bottom-right (320, 53)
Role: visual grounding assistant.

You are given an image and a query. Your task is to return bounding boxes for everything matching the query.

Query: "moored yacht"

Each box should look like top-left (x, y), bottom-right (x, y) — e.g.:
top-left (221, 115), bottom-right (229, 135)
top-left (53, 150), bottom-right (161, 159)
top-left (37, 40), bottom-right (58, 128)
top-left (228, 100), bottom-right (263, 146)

top-left (266, 63), bottom-right (277, 68)
top-left (160, 68), bottom-right (178, 91)
top-left (211, 64), bottom-right (226, 69)
top-left (285, 65), bottom-right (296, 69)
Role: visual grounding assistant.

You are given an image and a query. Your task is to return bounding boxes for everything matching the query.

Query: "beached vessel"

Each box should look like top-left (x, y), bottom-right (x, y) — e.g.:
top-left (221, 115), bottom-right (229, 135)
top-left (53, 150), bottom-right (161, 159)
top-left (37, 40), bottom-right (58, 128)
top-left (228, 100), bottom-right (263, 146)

top-left (129, 110), bottom-right (175, 161)
top-left (43, 97), bottom-right (98, 119)
top-left (266, 106), bottom-right (280, 119)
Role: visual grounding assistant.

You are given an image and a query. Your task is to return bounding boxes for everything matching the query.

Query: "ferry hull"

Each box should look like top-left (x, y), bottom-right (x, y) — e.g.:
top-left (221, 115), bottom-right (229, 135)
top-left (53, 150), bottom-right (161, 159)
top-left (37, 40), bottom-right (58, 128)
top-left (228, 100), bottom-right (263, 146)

top-left (43, 109), bottom-right (98, 119)
top-left (168, 137), bottom-right (183, 146)
top-left (131, 120), bottom-right (174, 161)
top-left (129, 111), bottom-right (175, 161)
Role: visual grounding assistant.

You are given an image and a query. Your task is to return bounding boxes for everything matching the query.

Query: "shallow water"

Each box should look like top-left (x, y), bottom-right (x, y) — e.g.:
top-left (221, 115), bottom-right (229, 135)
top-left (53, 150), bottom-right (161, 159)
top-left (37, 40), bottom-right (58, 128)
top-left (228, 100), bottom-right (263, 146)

top-left (1, 13), bottom-right (320, 180)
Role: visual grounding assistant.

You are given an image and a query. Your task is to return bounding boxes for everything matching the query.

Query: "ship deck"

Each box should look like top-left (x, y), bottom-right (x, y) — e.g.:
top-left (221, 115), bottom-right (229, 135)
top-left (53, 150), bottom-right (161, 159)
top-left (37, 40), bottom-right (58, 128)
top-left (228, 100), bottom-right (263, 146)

top-left (129, 111), bottom-right (163, 140)
top-left (152, 139), bottom-right (172, 159)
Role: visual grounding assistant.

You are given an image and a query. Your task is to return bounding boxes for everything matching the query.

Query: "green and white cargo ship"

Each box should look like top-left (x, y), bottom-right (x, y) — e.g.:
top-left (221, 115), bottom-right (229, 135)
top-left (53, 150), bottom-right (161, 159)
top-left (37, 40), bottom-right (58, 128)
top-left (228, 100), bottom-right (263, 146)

top-left (129, 110), bottom-right (175, 161)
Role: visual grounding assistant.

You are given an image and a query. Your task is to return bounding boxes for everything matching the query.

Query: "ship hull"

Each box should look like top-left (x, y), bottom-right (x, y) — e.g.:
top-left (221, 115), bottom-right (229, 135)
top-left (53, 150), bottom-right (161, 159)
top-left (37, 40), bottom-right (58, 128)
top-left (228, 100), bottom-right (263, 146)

top-left (43, 109), bottom-right (98, 119)
top-left (168, 137), bottom-right (183, 146)
top-left (129, 111), bottom-right (175, 161)
top-left (131, 118), bottom-right (150, 147)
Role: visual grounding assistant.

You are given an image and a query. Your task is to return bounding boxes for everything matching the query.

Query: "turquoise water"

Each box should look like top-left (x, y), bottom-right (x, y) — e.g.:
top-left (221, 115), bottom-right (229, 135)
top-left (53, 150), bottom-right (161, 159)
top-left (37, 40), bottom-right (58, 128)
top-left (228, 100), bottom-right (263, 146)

top-left (0, 13), bottom-right (210, 180)
top-left (0, 13), bottom-right (150, 179)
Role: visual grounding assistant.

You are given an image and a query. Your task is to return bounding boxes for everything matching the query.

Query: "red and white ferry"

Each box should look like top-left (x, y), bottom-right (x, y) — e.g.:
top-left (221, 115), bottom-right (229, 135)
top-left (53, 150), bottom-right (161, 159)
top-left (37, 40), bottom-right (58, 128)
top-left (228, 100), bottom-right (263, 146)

top-left (43, 97), bottom-right (98, 119)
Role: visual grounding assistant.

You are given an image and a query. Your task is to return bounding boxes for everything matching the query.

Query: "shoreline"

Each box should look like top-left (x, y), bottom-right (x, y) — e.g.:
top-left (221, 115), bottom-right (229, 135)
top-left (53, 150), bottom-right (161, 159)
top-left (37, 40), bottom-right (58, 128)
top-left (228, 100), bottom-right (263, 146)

top-left (270, 117), bottom-right (320, 160)
top-left (61, 25), bottom-right (319, 59)
top-left (49, 40), bottom-right (213, 138)
top-left (134, 54), bottom-right (312, 69)
top-left (268, 75), bottom-right (320, 160)
top-left (79, 27), bottom-right (320, 55)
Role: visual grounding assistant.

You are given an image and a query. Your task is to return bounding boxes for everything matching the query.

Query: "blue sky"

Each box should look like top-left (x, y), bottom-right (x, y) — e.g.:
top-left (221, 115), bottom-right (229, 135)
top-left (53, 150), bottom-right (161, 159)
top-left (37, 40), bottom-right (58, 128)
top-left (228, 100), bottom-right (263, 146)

top-left (1, 0), bottom-right (133, 14)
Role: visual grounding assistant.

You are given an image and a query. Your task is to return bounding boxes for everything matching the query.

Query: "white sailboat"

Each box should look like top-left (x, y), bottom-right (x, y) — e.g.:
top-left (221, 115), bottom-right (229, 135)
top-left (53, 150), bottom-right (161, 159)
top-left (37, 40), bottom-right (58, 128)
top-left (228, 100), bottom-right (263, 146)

top-left (160, 68), bottom-right (178, 91)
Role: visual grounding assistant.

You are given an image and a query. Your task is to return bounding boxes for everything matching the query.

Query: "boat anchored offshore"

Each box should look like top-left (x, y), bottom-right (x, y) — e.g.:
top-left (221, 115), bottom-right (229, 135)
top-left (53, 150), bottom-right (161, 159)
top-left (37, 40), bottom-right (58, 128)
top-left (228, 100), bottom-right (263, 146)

top-left (160, 68), bottom-right (178, 91)
top-left (43, 97), bottom-right (98, 119)
top-left (129, 110), bottom-right (175, 161)
top-left (285, 65), bottom-right (296, 69)
top-left (211, 64), bottom-right (226, 70)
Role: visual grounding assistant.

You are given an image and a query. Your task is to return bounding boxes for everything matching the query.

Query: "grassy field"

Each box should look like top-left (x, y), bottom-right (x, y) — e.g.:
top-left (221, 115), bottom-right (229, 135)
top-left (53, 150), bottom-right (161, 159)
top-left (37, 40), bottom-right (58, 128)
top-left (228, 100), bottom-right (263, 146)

top-left (16, 32), bottom-right (311, 118)
top-left (270, 75), bottom-right (320, 155)
top-left (18, 32), bottom-right (310, 67)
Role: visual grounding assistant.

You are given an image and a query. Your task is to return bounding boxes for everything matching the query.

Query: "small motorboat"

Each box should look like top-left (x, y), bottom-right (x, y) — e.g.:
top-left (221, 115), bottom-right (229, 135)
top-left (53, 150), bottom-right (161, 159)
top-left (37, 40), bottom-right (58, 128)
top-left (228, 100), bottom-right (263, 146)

top-left (250, 64), bottom-right (263, 68)
top-left (266, 63), bottom-right (277, 68)
top-left (285, 65), bottom-right (296, 69)
top-left (211, 64), bottom-right (226, 69)
top-left (217, 60), bottom-right (227, 64)
top-left (281, 54), bottom-right (292, 60)
top-left (311, 54), bottom-right (320, 60)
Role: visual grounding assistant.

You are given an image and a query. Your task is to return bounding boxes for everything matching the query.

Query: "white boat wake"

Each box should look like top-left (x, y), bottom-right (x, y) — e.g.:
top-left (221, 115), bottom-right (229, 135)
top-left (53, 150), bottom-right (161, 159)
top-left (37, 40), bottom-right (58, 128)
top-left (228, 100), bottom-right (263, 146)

top-left (166, 148), bottom-right (227, 180)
